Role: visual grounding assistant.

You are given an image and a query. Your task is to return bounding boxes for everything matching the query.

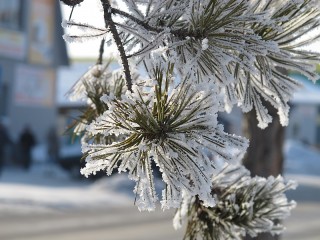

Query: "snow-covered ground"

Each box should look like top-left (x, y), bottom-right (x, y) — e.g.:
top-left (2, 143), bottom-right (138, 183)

top-left (0, 165), bottom-right (135, 215)
top-left (0, 139), bottom-right (319, 214)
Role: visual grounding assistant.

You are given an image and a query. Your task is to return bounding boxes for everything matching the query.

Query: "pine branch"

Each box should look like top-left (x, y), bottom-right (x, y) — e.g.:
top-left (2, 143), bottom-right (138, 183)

top-left (174, 164), bottom-right (297, 240)
top-left (111, 8), bottom-right (161, 33)
top-left (60, 0), bottom-right (320, 219)
top-left (100, 0), bottom-right (133, 92)
top-left (81, 65), bottom-right (248, 211)
top-left (111, 7), bottom-right (202, 39)
top-left (66, 59), bottom-right (127, 144)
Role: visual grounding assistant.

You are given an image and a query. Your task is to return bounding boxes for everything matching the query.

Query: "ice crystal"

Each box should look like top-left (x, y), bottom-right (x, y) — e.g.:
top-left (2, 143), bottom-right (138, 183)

top-left (174, 164), bottom-right (297, 240)
top-left (62, 20), bottom-right (109, 43)
top-left (81, 66), bottom-right (248, 211)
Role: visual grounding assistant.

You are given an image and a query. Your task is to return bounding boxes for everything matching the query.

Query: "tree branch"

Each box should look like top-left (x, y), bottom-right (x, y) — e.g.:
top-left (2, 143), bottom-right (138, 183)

top-left (97, 39), bottom-right (105, 65)
top-left (110, 7), bottom-right (202, 39)
top-left (100, 0), bottom-right (133, 92)
top-left (111, 8), bottom-right (160, 33)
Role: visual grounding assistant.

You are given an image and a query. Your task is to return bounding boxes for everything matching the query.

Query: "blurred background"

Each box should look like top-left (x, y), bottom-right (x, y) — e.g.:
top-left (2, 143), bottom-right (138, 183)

top-left (0, 1), bottom-right (319, 239)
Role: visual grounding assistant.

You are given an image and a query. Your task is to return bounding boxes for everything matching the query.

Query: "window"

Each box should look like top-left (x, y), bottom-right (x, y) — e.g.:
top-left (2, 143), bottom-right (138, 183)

top-left (0, 0), bottom-right (22, 30)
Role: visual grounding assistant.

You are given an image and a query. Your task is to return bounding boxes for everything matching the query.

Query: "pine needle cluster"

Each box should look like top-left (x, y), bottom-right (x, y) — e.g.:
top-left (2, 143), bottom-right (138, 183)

top-left (67, 60), bottom-right (126, 143)
top-left (174, 164), bottom-right (297, 240)
top-left (81, 65), bottom-right (248, 210)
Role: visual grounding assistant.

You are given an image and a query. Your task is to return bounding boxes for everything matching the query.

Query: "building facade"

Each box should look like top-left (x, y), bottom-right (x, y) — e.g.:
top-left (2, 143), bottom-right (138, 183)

top-left (0, 0), bottom-right (68, 143)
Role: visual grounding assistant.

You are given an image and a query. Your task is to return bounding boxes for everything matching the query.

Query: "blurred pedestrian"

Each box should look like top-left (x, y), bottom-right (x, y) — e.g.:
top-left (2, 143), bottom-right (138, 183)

top-left (0, 122), bottom-right (11, 174)
top-left (47, 127), bottom-right (59, 164)
top-left (19, 125), bottom-right (36, 170)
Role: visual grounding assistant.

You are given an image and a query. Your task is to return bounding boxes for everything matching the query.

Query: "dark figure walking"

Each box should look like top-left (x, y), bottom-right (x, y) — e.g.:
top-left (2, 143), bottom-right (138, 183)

top-left (19, 126), bottom-right (36, 170)
top-left (0, 123), bottom-right (11, 174)
top-left (47, 127), bottom-right (59, 164)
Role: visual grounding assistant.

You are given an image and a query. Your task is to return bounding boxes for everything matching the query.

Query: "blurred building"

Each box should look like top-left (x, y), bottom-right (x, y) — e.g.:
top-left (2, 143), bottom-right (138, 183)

top-left (57, 61), bottom-right (89, 144)
top-left (0, 0), bottom-right (68, 142)
top-left (286, 73), bottom-right (320, 147)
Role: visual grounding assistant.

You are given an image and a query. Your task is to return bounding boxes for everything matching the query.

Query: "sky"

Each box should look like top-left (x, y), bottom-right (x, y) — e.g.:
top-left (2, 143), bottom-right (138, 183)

top-left (60, 0), bottom-right (129, 59)
top-left (61, 0), bottom-right (112, 59)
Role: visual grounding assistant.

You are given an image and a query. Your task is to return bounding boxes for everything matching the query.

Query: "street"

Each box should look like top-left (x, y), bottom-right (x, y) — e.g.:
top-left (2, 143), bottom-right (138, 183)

top-left (0, 205), bottom-right (183, 240)
top-left (0, 140), bottom-right (320, 240)
top-left (1, 195), bottom-right (320, 240)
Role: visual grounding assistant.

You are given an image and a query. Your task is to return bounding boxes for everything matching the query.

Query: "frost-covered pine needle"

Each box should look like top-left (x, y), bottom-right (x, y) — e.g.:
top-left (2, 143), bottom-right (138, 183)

top-left (225, 0), bottom-right (320, 128)
top-left (81, 66), bottom-right (248, 211)
top-left (66, 60), bottom-right (127, 142)
top-left (61, 0), bottom-right (320, 129)
top-left (62, 20), bottom-right (109, 43)
top-left (174, 164), bottom-right (297, 240)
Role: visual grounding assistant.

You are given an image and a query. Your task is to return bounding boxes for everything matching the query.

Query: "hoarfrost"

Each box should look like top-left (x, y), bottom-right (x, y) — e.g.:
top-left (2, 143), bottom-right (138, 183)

top-left (81, 70), bottom-right (248, 211)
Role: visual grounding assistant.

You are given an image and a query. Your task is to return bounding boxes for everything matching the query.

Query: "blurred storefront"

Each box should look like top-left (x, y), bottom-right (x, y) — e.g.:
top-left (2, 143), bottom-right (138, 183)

top-left (0, 0), bottom-right (68, 143)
